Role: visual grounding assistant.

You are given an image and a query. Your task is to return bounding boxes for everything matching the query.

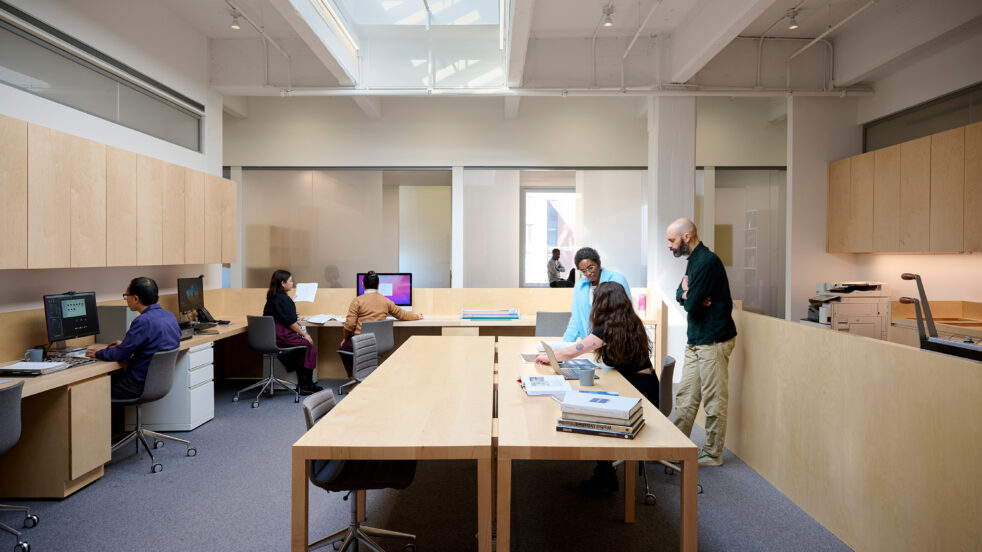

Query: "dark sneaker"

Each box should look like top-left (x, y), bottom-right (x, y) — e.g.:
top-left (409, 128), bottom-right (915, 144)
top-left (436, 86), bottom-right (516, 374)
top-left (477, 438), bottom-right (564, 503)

top-left (299, 384), bottom-right (323, 396)
top-left (579, 463), bottom-right (618, 496)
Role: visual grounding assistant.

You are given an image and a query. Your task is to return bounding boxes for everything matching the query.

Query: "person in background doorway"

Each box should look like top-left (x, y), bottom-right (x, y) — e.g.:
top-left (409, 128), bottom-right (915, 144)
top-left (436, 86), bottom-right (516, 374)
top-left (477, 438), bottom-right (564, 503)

top-left (547, 248), bottom-right (570, 287)
top-left (562, 247), bottom-right (631, 342)
top-left (666, 217), bottom-right (737, 467)
top-left (263, 269), bottom-right (322, 395)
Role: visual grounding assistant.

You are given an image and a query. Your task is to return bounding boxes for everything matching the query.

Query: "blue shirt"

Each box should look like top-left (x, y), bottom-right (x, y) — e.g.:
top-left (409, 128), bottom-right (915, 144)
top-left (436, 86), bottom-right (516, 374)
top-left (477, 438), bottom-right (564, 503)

top-left (562, 268), bottom-right (631, 342)
top-left (95, 304), bottom-right (181, 382)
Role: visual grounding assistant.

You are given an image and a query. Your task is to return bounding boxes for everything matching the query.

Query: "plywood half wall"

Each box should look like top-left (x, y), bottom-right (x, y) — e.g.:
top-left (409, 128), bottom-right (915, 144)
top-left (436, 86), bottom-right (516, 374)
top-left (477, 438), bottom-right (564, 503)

top-left (725, 311), bottom-right (981, 551)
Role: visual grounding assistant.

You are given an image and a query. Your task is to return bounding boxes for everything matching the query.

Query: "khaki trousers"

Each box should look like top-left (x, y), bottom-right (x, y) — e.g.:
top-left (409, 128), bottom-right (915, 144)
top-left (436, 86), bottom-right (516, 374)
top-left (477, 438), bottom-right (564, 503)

top-left (672, 337), bottom-right (736, 459)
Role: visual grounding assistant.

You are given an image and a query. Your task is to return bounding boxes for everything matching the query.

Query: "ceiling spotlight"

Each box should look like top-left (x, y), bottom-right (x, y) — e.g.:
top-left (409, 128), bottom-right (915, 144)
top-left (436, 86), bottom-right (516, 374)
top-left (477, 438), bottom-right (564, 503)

top-left (602, 4), bottom-right (614, 27)
top-left (786, 8), bottom-right (799, 30)
top-left (230, 11), bottom-right (242, 30)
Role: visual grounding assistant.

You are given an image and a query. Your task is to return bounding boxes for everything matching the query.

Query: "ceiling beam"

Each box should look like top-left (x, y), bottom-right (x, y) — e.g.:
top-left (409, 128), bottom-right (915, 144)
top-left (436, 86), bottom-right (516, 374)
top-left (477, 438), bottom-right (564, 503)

top-left (222, 95), bottom-right (249, 119)
top-left (506, 0), bottom-right (536, 87)
top-left (271, 0), bottom-right (359, 87)
top-left (668, 0), bottom-right (777, 84)
top-left (352, 96), bottom-right (382, 119)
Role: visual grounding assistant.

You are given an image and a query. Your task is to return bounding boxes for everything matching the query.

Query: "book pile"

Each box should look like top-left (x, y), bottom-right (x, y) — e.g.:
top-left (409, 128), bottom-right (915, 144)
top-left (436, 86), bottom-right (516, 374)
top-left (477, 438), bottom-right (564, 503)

top-left (556, 391), bottom-right (644, 439)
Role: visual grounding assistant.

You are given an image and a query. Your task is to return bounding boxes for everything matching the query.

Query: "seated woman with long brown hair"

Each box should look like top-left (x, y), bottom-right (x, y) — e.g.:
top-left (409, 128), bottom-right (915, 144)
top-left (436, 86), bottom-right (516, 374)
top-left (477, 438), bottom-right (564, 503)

top-left (536, 280), bottom-right (658, 495)
top-left (263, 269), bottom-right (322, 395)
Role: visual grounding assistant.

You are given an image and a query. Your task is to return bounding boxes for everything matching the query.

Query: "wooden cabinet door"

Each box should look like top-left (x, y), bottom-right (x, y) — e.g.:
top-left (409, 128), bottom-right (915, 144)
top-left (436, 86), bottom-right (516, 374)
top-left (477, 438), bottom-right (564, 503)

top-left (162, 162), bottom-right (186, 265)
top-left (899, 136), bottom-right (931, 252)
top-left (106, 147), bottom-right (137, 266)
top-left (850, 152), bottom-right (875, 252)
top-left (69, 135), bottom-right (107, 267)
top-left (965, 121), bottom-right (982, 252)
top-left (203, 174), bottom-right (223, 264)
top-left (221, 177), bottom-right (237, 264)
top-left (136, 155), bottom-right (164, 265)
top-left (27, 125), bottom-right (71, 268)
top-left (184, 169), bottom-right (205, 264)
top-left (0, 114), bottom-right (27, 269)
top-left (827, 157), bottom-right (851, 253)
top-left (930, 127), bottom-right (964, 251)
top-left (872, 145), bottom-right (901, 252)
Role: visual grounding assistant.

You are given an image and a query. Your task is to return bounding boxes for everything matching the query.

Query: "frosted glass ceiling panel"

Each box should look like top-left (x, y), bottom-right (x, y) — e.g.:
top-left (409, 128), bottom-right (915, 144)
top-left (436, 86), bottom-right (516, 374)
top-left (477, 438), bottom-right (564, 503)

top-left (334, 0), bottom-right (499, 26)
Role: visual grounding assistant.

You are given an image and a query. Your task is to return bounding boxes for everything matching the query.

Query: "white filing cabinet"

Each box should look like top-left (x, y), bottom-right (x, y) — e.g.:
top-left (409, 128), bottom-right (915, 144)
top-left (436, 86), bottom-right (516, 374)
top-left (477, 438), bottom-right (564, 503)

top-left (126, 343), bottom-right (215, 431)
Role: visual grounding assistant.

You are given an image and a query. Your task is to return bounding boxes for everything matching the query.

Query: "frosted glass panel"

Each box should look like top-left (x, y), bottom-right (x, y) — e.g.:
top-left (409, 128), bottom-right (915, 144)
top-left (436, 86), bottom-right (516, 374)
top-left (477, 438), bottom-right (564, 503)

top-left (577, 170), bottom-right (645, 287)
top-left (463, 170), bottom-right (519, 287)
top-left (399, 186), bottom-right (451, 287)
top-left (119, 85), bottom-right (199, 150)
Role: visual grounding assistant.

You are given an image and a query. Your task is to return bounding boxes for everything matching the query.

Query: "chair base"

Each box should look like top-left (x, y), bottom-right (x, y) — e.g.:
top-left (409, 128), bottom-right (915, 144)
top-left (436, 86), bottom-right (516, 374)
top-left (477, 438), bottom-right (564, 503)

top-left (309, 491), bottom-right (415, 552)
top-left (0, 503), bottom-right (37, 552)
top-left (336, 377), bottom-right (361, 396)
top-left (234, 354), bottom-right (300, 406)
top-left (112, 424), bottom-right (196, 473)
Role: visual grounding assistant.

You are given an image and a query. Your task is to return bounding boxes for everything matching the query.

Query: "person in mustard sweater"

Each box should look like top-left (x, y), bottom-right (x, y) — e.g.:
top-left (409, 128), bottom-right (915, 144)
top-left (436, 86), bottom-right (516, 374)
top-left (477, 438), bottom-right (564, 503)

top-left (338, 270), bottom-right (423, 377)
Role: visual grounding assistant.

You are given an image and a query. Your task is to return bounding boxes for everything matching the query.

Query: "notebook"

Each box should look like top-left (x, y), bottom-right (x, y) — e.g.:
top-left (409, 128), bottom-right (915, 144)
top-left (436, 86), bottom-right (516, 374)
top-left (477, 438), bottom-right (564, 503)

top-left (0, 361), bottom-right (70, 376)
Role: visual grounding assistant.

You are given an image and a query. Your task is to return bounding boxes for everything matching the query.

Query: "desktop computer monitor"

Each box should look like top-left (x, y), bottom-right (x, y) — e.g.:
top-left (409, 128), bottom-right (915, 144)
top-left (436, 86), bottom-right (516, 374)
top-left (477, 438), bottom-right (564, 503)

top-left (43, 291), bottom-right (99, 349)
top-left (356, 273), bottom-right (412, 307)
top-left (177, 276), bottom-right (205, 313)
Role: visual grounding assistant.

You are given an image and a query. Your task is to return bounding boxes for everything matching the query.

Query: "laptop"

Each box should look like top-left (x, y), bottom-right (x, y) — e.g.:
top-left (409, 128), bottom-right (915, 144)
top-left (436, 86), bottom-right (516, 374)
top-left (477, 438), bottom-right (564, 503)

top-left (0, 361), bottom-right (69, 376)
top-left (541, 341), bottom-right (599, 380)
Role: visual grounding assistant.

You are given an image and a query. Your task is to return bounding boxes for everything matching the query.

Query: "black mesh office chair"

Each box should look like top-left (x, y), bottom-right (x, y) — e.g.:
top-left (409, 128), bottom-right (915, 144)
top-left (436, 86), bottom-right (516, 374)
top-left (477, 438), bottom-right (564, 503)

top-left (534, 312), bottom-right (572, 337)
top-left (234, 315), bottom-right (305, 407)
top-left (111, 348), bottom-right (196, 473)
top-left (302, 390), bottom-right (416, 552)
top-left (337, 333), bottom-right (378, 396)
top-left (0, 382), bottom-right (39, 552)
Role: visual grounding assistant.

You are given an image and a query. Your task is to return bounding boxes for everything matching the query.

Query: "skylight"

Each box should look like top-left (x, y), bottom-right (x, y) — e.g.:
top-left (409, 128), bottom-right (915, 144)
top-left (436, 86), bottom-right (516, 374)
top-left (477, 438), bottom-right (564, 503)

top-left (333, 0), bottom-right (499, 26)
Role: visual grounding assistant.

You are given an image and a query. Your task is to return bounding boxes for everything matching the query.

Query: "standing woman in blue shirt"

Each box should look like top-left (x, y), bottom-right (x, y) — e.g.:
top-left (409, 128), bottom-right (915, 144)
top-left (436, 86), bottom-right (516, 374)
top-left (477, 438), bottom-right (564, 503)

top-left (263, 270), bottom-right (322, 395)
top-left (562, 247), bottom-right (631, 342)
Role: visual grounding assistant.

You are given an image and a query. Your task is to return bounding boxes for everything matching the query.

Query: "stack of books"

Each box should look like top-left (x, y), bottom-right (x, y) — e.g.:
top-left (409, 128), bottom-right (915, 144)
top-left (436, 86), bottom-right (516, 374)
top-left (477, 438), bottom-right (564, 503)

top-left (556, 391), bottom-right (644, 439)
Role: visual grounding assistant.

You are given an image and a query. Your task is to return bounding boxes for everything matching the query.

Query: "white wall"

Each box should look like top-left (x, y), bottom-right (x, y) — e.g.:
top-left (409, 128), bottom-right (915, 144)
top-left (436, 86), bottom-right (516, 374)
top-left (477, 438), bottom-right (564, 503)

top-left (854, 254), bottom-right (982, 303)
top-left (463, 170), bottom-right (520, 287)
top-left (576, 171), bottom-right (646, 287)
top-left (399, 187), bottom-right (452, 288)
top-left (223, 96), bottom-right (648, 167)
top-left (696, 97), bottom-right (788, 167)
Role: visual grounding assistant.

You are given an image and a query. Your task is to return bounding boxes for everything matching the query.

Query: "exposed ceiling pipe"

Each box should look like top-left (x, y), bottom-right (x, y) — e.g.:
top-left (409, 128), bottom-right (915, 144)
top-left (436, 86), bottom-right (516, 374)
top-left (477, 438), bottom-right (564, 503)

top-left (786, 0), bottom-right (877, 92)
top-left (621, 0), bottom-right (662, 89)
top-left (740, 36), bottom-right (834, 90)
top-left (277, 85), bottom-right (873, 97)
top-left (225, 0), bottom-right (293, 90)
top-left (754, 0), bottom-right (809, 89)
top-left (590, 6), bottom-right (606, 87)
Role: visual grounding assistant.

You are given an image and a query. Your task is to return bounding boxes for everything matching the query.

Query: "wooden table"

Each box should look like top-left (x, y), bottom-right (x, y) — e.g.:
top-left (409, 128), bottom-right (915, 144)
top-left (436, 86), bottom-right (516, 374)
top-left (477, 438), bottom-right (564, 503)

top-left (495, 337), bottom-right (699, 551)
top-left (291, 335), bottom-right (496, 552)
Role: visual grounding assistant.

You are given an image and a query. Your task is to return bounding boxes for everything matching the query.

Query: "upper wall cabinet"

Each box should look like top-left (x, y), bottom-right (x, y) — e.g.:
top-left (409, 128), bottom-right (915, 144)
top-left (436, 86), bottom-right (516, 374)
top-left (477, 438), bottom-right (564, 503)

top-left (0, 115), bottom-right (237, 270)
top-left (828, 122), bottom-right (978, 254)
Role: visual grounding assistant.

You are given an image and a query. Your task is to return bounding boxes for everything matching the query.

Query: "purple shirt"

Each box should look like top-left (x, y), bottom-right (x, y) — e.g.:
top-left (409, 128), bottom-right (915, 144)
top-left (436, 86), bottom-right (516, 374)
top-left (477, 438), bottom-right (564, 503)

top-left (95, 304), bottom-right (181, 382)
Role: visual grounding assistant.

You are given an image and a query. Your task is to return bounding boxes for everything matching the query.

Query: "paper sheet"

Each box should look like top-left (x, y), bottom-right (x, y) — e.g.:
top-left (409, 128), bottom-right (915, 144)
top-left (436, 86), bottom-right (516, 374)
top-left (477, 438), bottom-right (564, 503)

top-left (305, 314), bottom-right (345, 324)
top-left (293, 282), bottom-right (318, 303)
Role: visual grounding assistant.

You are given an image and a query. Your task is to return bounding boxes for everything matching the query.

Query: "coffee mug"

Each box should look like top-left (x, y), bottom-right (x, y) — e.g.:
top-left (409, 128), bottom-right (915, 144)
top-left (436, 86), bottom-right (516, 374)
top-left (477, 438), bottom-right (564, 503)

top-left (24, 348), bottom-right (44, 362)
top-left (578, 367), bottom-right (596, 386)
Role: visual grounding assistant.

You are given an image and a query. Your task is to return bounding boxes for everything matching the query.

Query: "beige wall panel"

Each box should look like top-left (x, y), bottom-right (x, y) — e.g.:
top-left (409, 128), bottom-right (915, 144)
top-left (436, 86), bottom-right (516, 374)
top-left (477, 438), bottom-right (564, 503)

top-left (106, 147), bottom-right (137, 266)
top-left (27, 125), bottom-right (71, 268)
top-left (161, 162), bottom-right (186, 265)
top-left (930, 127), bottom-right (964, 251)
top-left (965, 121), bottom-right (982, 251)
top-left (826, 157), bottom-right (851, 253)
top-left (872, 145), bottom-right (901, 252)
top-left (184, 169), bottom-right (205, 264)
top-left (899, 136), bottom-right (931, 252)
top-left (850, 152), bottom-right (875, 252)
top-left (725, 311), bottom-right (982, 552)
top-left (69, 135), bottom-right (107, 267)
top-left (221, 177), bottom-right (237, 263)
top-left (203, 174), bottom-right (223, 263)
top-left (136, 155), bottom-right (164, 265)
top-left (0, 115), bottom-right (28, 269)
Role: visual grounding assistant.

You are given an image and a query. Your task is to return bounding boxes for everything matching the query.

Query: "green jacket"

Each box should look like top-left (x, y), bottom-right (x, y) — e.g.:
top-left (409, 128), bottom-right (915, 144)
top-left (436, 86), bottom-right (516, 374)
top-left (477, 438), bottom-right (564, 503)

top-left (676, 242), bottom-right (737, 345)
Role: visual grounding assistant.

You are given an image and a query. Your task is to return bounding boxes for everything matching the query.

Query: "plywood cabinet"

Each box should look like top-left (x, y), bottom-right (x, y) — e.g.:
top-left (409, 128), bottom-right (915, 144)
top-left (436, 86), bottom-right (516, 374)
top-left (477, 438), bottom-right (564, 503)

top-left (0, 114), bottom-right (27, 269)
top-left (872, 145), bottom-right (901, 252)
top-left (222, 177), bottom-right (237, 263)
top-left (68, 135), bottom-right (107, 267)
top-left (136, 155), bottom-right (164, 266)
top-left (930, 127), bottom-right (964, 252)
top-left (851, 151), bottom-right (874, 253)
top-left (204, 174), bottom-right (224, 264)
top-left (899, 136), bottom-right (931, 252)
top-left (107, 147), bottom-right (137, 266)
top-left (185, 169), bottom-right (205, 264)
top-left (162, 162), bottom-right (186, 265)
top-left (965, 121), bottom-right (982, 252)
top-left (27, 125), bottom-right (72, 268)
top-left (827, 158), bottom-right (851, 253)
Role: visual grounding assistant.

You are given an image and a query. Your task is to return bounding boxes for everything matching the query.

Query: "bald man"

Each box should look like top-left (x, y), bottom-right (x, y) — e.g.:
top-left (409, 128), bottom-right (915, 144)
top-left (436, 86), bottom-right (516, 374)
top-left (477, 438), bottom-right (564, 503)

top-left (666, 218), bottom-right (737, 466)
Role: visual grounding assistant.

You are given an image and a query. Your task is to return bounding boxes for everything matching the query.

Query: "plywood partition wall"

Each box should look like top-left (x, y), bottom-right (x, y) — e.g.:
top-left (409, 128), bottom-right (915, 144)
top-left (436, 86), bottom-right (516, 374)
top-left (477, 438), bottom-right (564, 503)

top-left (725, 311), bottom-right (982, 551)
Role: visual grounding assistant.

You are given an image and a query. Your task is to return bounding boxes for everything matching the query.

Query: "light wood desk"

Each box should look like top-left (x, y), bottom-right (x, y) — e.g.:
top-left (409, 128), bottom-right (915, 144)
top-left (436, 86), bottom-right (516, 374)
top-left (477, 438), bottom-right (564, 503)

top-left (291, 335), bottom-right (495, 552)
top-left (495, 337), bottom-right (699, 551)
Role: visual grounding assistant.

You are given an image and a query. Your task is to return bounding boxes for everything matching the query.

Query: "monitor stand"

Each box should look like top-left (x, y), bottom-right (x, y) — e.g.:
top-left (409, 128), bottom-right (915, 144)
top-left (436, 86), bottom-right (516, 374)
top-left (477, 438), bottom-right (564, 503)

top-left (49, 341), bottom-right (84, 354)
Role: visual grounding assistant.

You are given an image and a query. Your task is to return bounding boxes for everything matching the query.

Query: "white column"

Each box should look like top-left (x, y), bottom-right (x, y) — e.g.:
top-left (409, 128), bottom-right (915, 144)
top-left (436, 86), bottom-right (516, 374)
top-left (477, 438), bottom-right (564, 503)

top-left (451, 166), bottom-right (464, 288)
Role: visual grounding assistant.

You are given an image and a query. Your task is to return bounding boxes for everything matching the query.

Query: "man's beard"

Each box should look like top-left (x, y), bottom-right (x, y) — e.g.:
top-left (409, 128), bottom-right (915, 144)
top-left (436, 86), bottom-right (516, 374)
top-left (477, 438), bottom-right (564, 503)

top-left (671, 241), bottom-right (691, 258)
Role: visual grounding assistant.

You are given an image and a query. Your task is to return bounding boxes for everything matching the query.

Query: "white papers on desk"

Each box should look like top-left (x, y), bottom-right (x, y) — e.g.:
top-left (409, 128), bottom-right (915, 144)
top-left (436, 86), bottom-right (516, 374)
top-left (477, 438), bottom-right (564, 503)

top-left (536, 340), bottom-right (576, 352)
top-left (293, 283), bottom-right (318, 303)
top-left (305, 314), bottom-right (344, 324)
top-left (519, 353), bottom-right (540, 363)
top-left (519, 374), bottom-right (570, 397)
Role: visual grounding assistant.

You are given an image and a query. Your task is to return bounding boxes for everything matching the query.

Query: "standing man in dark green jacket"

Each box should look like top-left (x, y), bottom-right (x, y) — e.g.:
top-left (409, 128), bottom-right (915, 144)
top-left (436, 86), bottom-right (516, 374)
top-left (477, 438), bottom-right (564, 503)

top-left (666, 218), bottom-right (738, 466)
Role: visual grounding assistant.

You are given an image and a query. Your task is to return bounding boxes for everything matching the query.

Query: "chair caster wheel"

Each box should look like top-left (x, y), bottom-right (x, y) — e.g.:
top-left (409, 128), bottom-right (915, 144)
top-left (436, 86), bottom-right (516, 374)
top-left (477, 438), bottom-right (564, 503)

top-left (403, 544), bottom-right (417, 552)
top-left (644, 494), bottom-right (656, 506)
top-left (232, 396), bottom-right (239, 402)
top-left (16, 542), bottom-right (29, 552)
top-left (295, 395), bottom-right (300, 403)
top-left (153, 439), bottom-right (164, 449)
top-left (151, 463), bottom-right (163, 473)
top-left (187, 447), bottom-right (197, 457)
top-left (698, 484), bottom-right (704, 494)
top-left (252, 401), bottom-right (260, 408)
top-left (664, 465), bottom-right (675, 475)
top-left (332, 542), bottom-right (342, 551)
top-left (23, 514), bottom-right (38, 529)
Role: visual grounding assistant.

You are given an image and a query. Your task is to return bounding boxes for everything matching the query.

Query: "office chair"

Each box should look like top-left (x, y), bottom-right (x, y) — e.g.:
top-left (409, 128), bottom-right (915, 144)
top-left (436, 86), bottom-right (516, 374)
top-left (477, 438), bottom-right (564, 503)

top-left (302, 390), bottom-right (416, 552)
top-left (0, 382), bottom-right (39, 552)
top-left (534, 312), bottom-right (572, 337)
top-left (644, 355), bottom-right (703, 504)
top-left (360, 320), bottom-right (395, 358)
top-left (234, 315), bottom-right (304, 408)
top-left (112, 348), bottom-right (196, 473)
top-left (337, 333), bottom-right (378, 396)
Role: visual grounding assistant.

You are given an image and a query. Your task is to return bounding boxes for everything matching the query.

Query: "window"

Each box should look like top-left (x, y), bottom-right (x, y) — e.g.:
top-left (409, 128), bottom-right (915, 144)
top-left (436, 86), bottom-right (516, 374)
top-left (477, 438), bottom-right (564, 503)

top-left (864, 82), bottom-right (982, 151)
top-left (522, 189), bottom-right (575, 287)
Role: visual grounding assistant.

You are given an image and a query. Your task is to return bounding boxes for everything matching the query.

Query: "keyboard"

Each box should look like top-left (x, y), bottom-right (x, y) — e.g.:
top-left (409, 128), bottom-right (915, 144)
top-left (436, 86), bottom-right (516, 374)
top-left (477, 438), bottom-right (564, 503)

top-left (60, 356), bottom-right (95, 368)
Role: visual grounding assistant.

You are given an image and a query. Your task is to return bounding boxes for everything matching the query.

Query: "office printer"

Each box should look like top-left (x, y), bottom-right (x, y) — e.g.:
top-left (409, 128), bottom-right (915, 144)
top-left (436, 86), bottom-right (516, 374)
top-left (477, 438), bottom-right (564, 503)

top-left (807, 282), bottom-right (890, 340)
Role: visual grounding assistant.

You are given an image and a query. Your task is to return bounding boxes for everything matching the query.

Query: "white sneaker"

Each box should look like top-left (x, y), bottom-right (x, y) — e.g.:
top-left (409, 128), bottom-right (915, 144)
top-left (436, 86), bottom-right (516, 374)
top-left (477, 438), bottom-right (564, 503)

top-left (697, 451), bottom-right (722, 466)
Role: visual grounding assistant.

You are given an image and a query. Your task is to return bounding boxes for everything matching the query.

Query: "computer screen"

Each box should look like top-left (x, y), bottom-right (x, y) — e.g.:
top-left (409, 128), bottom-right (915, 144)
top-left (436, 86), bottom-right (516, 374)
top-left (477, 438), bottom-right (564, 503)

top-left (356, 273), bottom-right (412, 306)
top-left (177, 276), bottom-right (205, 313)
top-left (43, 291), bottom-right (100, 343)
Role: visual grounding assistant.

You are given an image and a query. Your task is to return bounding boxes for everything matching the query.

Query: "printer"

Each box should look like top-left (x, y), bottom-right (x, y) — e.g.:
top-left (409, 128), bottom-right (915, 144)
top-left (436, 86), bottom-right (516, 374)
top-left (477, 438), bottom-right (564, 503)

top-left (807, 282), bottom-right (890, 340)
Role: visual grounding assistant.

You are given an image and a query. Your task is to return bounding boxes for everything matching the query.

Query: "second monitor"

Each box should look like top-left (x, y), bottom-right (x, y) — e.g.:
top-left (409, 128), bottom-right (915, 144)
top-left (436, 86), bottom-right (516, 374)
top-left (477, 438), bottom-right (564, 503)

top-left (356, 273), bottom-right (412, 307)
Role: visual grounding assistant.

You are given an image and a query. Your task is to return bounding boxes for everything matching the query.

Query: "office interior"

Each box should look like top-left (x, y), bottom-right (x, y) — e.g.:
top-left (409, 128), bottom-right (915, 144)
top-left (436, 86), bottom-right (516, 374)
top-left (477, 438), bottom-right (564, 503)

top-left (0, 0), bottom-right (980, 550)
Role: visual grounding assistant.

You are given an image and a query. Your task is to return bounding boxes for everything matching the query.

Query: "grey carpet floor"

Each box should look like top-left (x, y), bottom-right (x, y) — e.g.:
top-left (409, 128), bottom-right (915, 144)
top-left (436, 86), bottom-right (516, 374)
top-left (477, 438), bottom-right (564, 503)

top-left (2, 379), bottom-right (851, 551)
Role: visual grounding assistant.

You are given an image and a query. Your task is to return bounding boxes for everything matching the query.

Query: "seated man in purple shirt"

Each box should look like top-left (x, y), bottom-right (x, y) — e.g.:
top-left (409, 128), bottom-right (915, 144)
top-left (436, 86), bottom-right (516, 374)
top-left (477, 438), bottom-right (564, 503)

top-left (86, 277), bottom-right (181, 400)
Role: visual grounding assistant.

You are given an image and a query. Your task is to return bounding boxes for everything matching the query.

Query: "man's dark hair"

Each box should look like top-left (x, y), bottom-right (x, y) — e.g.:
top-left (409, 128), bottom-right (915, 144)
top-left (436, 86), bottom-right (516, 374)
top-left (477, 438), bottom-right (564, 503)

top-left (128, 277), bottom-right (159, 305)
top-left (552, 248), bottom-right (560, 254)
top-left (363, 270), bottom-right (380, 290)
top-left (574, 247), bottom-right (601, 267)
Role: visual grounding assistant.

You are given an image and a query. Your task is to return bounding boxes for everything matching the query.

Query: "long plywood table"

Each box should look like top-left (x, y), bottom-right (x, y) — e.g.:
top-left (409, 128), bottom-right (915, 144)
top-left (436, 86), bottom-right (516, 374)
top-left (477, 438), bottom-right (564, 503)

top-left (291, 335), bottom-right (495, 552)
top-left (495, 337), bottom-right (699, 551)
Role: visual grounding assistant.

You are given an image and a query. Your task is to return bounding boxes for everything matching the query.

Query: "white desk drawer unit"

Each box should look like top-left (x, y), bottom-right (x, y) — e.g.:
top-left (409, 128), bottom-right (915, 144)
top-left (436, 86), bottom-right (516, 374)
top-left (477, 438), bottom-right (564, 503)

top-left (126, 343), bottom-right (216, 431)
